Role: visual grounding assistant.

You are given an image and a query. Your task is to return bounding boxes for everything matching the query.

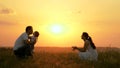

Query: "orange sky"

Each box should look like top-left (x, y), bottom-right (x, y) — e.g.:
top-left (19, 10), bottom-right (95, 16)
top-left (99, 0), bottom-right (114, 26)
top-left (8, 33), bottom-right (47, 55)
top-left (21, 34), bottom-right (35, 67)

top-left (0, 0), bottom-right (120, 48)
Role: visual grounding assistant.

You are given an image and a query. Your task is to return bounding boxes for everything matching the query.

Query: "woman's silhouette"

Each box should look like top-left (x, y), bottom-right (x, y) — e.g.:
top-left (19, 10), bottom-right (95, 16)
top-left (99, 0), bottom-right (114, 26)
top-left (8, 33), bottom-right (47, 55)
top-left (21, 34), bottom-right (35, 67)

top-left (72, 32), bottom-right (98, 61)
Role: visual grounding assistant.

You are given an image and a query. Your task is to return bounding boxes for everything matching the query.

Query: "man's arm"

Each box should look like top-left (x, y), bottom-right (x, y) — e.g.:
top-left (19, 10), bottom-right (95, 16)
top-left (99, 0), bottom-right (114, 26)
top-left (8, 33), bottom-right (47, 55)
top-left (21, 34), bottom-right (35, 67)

top-left (24, 39), bottom-right (31, 45)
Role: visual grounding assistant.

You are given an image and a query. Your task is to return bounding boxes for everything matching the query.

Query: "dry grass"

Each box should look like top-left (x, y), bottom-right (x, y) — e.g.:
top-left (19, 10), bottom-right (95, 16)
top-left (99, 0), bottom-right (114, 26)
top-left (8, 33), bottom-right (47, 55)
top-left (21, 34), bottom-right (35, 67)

top-left (0, 47), bottom-right (120, 68)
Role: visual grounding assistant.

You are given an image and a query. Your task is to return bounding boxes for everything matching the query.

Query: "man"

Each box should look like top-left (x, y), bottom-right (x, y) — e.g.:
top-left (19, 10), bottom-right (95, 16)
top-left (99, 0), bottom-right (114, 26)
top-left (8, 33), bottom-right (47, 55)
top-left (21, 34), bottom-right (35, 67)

top-left (13, 26), bottom-right (33, 58)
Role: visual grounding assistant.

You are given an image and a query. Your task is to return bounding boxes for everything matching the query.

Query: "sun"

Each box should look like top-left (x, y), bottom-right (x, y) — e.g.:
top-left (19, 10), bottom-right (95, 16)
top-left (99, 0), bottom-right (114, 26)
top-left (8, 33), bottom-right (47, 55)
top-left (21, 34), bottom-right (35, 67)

top-left (50, 24), bottom-right (63, 34)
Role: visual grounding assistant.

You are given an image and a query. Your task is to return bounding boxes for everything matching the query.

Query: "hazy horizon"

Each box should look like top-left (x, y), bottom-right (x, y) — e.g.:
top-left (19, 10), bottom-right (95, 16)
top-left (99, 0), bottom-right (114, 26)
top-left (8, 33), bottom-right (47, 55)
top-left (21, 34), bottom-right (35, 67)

top-left (0, 0), bottom-right (120, 48)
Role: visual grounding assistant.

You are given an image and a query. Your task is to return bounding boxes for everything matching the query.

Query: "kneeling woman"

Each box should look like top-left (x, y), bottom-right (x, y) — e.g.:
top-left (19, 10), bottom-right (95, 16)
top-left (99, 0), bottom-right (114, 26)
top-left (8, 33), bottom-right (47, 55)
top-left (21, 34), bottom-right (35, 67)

top-left (72, 32), bottom-right (98, 61)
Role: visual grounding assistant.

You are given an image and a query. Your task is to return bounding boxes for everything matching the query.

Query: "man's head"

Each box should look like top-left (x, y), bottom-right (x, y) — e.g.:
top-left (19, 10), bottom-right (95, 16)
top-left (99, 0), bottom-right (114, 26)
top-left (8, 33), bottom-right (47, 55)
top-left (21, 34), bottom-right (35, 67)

top-left (26, 26), bottom-right (33, 35)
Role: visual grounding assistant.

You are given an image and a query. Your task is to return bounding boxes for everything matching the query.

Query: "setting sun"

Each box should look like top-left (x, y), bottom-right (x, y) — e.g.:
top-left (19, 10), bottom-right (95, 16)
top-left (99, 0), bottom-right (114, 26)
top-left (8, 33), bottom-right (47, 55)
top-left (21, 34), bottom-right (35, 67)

top-left (51, 24), bottom-right (63, 34)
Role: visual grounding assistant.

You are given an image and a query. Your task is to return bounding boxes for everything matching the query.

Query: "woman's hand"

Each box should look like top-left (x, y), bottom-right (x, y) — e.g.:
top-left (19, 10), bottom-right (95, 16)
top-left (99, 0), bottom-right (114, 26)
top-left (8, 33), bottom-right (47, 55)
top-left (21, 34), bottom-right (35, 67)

top-left (72, 46), bottom-right (85, 52)
top-left (72, 46), bottom-right (78, 51)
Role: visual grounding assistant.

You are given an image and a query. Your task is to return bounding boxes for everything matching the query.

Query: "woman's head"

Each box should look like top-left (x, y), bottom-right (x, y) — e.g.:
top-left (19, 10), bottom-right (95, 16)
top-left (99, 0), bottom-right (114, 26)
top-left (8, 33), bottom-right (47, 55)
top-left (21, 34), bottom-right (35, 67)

top-left (81, 32), bottom-right (96, 49)
top-left (81, 32), bottom-right (89, 40)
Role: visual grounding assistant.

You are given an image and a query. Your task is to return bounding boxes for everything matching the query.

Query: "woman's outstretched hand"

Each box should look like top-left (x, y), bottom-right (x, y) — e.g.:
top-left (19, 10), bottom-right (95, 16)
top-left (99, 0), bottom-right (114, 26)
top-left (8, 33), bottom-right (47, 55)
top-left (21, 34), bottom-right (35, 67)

top-left (72, 46), bottom-right (78, 51)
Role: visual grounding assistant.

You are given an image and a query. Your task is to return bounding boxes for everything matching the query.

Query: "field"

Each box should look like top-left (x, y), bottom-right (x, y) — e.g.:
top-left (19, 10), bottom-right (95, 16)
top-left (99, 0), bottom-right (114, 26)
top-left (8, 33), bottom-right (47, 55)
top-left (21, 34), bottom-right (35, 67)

top-left (0, 47), bottom-right (120, 68)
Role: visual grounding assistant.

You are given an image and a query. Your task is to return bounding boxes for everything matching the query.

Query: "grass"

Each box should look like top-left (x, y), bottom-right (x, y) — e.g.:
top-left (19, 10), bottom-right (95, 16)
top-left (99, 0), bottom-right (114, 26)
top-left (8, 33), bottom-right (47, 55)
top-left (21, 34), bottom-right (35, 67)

top-left (0, 47), bottom-right (120, 68)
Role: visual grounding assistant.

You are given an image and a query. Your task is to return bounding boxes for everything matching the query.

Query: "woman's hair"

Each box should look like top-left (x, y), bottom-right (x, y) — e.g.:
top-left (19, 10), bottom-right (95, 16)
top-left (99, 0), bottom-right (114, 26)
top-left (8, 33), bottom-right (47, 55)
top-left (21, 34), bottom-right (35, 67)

top-left (82, 32), bottom-right (96, 49)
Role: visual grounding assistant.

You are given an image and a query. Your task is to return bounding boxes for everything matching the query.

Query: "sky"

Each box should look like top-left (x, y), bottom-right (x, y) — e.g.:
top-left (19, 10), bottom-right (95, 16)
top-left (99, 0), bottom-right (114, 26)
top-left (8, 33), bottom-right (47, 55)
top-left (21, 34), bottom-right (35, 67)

top-left (0, 0), bottom-right (120, 48)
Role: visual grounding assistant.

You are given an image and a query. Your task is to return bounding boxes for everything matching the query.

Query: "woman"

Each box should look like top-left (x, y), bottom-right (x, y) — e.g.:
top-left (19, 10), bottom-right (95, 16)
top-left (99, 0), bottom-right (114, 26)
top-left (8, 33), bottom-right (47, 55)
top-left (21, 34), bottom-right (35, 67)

top-left (72, 32), bottom-right (98, 61)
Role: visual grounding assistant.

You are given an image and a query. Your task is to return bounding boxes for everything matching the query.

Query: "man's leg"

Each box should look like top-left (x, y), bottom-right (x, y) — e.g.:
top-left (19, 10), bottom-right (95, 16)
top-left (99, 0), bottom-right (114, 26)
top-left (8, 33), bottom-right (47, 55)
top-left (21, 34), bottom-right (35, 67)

top-left (14, 48), bottom-right (26, 58)
top-left (24, 45), bottom-right (32, 56)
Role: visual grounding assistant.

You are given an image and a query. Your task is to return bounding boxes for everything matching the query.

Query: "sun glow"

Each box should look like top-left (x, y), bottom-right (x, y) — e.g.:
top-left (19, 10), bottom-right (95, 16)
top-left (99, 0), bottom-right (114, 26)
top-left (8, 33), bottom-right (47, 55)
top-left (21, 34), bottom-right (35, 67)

top-left (51, 24), bottom-right (63, 34)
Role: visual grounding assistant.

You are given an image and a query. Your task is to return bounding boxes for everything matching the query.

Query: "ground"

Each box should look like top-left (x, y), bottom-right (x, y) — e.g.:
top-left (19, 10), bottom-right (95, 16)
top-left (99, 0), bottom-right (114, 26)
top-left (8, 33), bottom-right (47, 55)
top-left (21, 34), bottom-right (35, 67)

top-left (0, 47), bottom-right (120, 68)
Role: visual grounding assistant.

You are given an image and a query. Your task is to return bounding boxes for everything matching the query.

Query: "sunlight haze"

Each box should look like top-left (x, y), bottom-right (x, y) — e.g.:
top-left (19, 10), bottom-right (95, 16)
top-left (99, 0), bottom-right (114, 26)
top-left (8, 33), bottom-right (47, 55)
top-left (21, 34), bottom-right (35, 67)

top-left (0, 0), bottom-right (120, 48)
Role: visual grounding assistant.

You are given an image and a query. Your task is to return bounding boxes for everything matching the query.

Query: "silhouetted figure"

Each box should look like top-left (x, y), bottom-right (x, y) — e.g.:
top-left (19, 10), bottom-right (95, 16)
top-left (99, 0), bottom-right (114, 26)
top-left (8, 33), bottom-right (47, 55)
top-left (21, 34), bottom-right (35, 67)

top-left (13, 26), bottom-right (33, 58)
top-left (72, 32), bottom-right (98, 61)
top-left (29, 31), bottom-right (39, 54)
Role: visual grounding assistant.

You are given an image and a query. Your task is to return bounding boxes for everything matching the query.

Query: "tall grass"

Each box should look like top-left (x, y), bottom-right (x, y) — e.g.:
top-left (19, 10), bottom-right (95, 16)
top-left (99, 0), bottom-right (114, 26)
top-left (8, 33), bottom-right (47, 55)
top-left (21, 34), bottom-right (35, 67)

top-left (0, 47), bottom-right (120, 68)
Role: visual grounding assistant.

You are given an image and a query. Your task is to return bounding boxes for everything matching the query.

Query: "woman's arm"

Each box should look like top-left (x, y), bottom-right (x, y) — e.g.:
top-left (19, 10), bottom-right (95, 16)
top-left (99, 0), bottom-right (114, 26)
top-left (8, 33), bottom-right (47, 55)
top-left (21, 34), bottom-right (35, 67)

top-left (72, 40), bottom-right (89, 52)
top-left (72, 46), bottom-right (84, 52)
top-left (82, 40), bottom-right (89, 52)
